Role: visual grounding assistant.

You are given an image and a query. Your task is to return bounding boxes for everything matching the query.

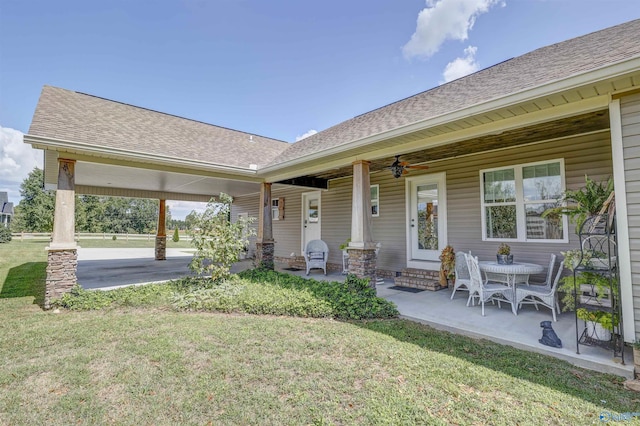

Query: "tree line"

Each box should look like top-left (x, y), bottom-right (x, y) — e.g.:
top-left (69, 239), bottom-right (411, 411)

top-left (11, 168), bottom-right (190, 233)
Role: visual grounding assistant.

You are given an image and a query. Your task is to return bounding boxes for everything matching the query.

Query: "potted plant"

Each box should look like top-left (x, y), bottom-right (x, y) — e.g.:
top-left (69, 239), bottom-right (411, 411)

top-left (439, 245), bottom-right (455, 287)
top-left (496, 243), bottom-right (513, 264)
top-left (339, 238), bottom-right (351, 255)
top-left (576, 308), bottom-right (615, 342)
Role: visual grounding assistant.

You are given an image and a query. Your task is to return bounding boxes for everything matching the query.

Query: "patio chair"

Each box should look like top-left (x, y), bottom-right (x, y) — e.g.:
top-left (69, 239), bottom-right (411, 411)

top-left (466, 255), bottom-right (516, 316)
top-left (516, 261), bottom-right (564, 321)
top-left (528, 253), bottom-right (557, 289)
top-left (304, 239), bottom-right (329, 275)
top-left (450, 251), bottom-right (471, 299)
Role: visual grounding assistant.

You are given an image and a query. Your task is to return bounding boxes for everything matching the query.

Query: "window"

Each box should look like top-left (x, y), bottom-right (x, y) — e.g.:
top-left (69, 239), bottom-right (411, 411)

top-left (481, 159), bottom-right (567, 242)
top-left (371, 185), bottom-right (380, 217)
top-left (271, 198), bottom-right (285, 221)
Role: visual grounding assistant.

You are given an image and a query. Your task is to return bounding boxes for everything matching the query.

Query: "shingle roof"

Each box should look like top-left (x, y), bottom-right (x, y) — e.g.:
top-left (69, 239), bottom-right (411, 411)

top-left (28, 87), bottom-right (290, 169)
top-left (269, 19), bottom-right (640, 166)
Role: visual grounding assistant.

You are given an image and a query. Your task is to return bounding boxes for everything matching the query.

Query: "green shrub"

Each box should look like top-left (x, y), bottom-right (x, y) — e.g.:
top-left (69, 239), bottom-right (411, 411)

top-left (172, 227), bottom-right (180, 242)
top-left (237, 270), bottom-right (399, 320)
top-left (0, 226), bottom-right (11, 243)
top-left (112, 234), bottom-right (117, 241)
top-left (52, 283), bottom-right (174, 310)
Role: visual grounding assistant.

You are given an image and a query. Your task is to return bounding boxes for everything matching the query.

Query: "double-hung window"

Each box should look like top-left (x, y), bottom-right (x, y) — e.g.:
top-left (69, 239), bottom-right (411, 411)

top-left (371, 185), bottom-right (380, 217)
top-left (481, 159), bottom-right (567, 242)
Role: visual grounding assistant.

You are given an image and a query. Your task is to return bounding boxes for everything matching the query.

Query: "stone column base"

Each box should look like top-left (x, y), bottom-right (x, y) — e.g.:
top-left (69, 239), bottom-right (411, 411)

top-left (155, 236), bottom-right (167, 260)
top-left (45, 248), bottom-right (78, 309)
top-left (256, 241), bottom-right (275, 270)
top-left (348, 249), bottom-right (377, 288)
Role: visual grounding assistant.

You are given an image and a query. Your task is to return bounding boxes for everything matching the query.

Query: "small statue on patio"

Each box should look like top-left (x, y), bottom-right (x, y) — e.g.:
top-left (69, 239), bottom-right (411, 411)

top-left (539, 321), bottom-right (562, 348)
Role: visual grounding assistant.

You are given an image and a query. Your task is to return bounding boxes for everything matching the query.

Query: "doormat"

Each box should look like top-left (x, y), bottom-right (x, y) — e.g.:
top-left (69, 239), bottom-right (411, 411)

top-left (283, 267), bottom-right (302, 271)
top-left (389, 286), bottom-right (425, 293)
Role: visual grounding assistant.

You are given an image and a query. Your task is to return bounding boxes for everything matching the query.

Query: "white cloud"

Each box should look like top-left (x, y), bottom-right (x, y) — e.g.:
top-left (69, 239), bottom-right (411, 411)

top-left (402, 0), bottom-right (502, 60)
top-left (166, 200), bottom-right (208, 221)
top-left (0, 126), bottom-right (43, 203)
top-left (295, 129), bottom-right (318, 142)
top-left (441, 45), bottom-right (479, 83)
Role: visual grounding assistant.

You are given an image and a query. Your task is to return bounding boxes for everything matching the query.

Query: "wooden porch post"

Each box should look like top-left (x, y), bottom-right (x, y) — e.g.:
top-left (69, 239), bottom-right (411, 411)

top-left (155, 199), bottom-right (167, 260)
top-left (256, 182), bottom-right (274, 269)
top-left (45, 158), bottom-right (78, 308)
top-left (348, 160), bottom-right (377, 285)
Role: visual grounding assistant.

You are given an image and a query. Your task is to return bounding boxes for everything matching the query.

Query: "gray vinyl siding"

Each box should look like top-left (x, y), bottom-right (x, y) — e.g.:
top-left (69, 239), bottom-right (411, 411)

top-left (620, 92), bottom-right (640, 339)
top-left (233, 130), bottom-right (613, 277)
top-left (442, 132), bottom-right (612, 266)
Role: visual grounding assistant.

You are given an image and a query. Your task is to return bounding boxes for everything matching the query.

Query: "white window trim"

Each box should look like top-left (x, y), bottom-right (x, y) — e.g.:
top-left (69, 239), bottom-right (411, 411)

top-left (371, 184), bottom-right (380, 217)
top-left (480, 158), bottom-right (568, 243)
top-left (271, 199), bottom-right (279, 221)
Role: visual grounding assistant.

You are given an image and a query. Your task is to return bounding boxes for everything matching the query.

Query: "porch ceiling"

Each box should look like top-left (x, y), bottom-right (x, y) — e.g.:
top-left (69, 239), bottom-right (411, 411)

top-left (288, 110), bottom-right (610, 182)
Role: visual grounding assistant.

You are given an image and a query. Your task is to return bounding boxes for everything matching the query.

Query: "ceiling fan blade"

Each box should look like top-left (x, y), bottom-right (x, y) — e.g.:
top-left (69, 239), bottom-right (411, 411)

top-left (402, 169), bottom-right (409, 175)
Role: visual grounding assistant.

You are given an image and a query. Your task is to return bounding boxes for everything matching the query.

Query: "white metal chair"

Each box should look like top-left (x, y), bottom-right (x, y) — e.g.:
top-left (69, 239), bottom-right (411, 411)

top-left (451, 251), bottom-right (471, 299)
top-left (516, 261), bottom-right (564, 321)
top-left (466, 255), bottom-right (516, 316)
top-left (304, 239), bottom-right (329, 275)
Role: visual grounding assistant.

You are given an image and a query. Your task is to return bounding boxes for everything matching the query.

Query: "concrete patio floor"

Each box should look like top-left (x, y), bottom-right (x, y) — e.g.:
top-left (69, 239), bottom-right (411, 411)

top-left (76, 248), bottom-right (633, 378)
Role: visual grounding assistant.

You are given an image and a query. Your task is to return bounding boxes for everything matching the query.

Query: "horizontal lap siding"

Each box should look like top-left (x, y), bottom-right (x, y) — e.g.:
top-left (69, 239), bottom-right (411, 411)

top-left (621, 93), bottom-right (640, 338)
top-left (443, 132), bottom-right (612, 268)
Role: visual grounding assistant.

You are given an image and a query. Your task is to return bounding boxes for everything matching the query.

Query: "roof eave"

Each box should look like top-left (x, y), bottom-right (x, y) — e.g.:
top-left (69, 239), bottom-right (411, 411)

top-left (24, 134), bottom-right (260, 177)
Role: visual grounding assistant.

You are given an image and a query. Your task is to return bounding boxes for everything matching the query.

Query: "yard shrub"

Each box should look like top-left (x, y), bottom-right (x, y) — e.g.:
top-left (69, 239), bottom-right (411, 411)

top-left (52, 283), bottom-right (174, 310)
top-left (172, 227), bottom-right (180, 242)
top-left (188, 193), bottom-right (255, 282)
top-left (0, 226), bottom-right (11, 243)
top-left (237, 269), bottom-right (399, 320)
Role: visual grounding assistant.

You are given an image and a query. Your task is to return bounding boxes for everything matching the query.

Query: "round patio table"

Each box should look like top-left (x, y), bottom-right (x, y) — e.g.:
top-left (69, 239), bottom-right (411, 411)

top-left (478, 261), bottom-right (545, 314)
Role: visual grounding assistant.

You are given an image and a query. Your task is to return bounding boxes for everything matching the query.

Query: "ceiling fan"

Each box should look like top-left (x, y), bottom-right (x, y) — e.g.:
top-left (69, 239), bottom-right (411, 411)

top-left (388, 155), bottom-right (429, 178)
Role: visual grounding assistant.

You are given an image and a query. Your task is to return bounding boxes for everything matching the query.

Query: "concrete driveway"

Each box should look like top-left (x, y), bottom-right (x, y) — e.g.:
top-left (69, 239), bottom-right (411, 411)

top-left (77, 248), bottom-right (196, 290)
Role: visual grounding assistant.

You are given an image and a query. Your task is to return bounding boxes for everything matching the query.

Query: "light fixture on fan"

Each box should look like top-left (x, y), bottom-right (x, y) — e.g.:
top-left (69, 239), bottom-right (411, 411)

top-left (388, 155), bottom-right (429, 178)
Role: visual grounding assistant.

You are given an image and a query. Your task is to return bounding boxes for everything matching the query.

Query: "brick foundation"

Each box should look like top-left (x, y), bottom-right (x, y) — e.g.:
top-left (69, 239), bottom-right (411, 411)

top-left (394, 268), bottom-right (446, 291)
top-left (155, 236), bottom-right (166, 260)
top-left (45, 248), bottom-right (78, 309)
top-left (256, 241), bottom-right (275, 270)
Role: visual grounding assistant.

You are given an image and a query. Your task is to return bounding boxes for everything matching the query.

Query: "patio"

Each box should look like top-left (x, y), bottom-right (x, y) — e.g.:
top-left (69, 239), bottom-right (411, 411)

top-left (76, 248), bottom-right (634, 378)
top-left (266, 262), bottom-right (633, 379)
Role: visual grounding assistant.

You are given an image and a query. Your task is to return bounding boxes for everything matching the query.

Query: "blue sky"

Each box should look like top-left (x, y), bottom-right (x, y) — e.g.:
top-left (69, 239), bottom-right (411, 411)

top-left (1, 0), bottom-right (638, 218)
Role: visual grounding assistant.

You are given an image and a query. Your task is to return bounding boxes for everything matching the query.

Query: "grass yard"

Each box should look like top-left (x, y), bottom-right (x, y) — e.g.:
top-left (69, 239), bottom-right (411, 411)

top-left (1, 240), bottom-right (639, 425)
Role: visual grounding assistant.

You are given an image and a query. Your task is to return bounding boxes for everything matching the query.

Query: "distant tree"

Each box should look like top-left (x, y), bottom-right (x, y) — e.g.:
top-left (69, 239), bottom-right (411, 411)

top-left (11, 168), bottom-right (55, 232)
top-left (185, 210), bottom-right (199, 230)
top-left (172, 227), bottom-right (180, 242)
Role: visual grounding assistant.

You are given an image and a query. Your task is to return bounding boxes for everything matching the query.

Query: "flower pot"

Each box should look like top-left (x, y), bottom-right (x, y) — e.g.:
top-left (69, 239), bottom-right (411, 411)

top-left (497, 254), bottom-right (513, 265)
top-left (585, 320), bottom-right (611, 341)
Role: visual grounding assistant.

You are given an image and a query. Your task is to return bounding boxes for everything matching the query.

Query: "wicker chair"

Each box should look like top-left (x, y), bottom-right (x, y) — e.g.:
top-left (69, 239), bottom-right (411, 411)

top-left (304, 239), bottom-right (329, 275)
top-left (451, 251), bottom-right (471, 299)
top-left (466, 255), bottom-right (516, 316)
top-left (516, 261), bottom-right (564, 321)
top-left (528, 253), bottom-right (557, 289)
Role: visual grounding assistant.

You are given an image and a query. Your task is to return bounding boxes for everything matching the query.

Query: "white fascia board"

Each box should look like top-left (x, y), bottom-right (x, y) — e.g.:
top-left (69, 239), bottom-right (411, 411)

top-left (24, 134), bottom-right (259, 177)
top-left (258, 56), bottom-right (640, 176)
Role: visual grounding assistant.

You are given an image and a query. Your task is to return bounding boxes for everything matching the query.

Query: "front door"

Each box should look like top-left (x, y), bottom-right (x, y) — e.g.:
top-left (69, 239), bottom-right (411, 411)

top-left (302, 191), bottom-right (321, 252)
top-left (407, 173), bottom-right (447, 263)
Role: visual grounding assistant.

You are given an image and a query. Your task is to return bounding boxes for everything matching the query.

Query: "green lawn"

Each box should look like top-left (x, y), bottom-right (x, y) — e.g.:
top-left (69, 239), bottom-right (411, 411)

top-left (1, 240), bottom-right (639, 425)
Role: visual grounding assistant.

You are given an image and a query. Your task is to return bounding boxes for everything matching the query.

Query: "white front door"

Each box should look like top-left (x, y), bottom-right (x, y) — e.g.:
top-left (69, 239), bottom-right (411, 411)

top-left (407, 173), bottom-right (447, 263)
top-left (302, 191), bottom-right (321, 252)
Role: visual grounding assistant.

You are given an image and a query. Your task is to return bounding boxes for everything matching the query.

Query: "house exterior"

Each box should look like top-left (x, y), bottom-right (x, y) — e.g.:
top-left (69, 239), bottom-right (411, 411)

top-left (0, 192), bottom-right (14, 228)
top-left (24, 19), bottom-right (640, 342)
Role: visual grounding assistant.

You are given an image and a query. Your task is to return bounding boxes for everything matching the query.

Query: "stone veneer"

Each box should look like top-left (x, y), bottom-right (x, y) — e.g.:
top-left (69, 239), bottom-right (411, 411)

top-left (348, 248), bottom-right (377, 288)
top-left (45, 248), bottom-right (77, 309)
top-left (256, 241), bottom-right (275, 270)
top-left (155, 236), bottom-right (166, 260)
